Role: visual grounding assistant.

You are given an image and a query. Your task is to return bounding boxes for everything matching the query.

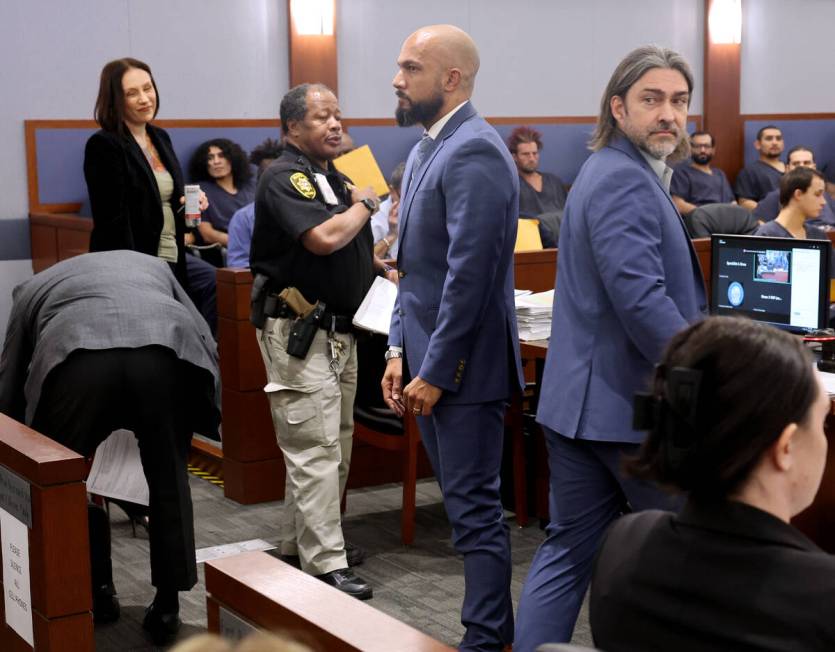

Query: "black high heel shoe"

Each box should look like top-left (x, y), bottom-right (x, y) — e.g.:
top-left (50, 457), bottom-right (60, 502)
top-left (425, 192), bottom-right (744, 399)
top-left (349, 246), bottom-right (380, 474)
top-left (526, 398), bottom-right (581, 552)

top-left (142, 602), bottom-right (181, 646)
top-left (92, 582), bottom-right (121, 624)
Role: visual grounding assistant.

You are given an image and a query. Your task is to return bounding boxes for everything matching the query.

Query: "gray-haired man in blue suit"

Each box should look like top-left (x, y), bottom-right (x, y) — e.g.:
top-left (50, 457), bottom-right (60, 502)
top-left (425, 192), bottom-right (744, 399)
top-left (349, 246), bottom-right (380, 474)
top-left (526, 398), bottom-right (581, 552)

top-left (381, 24), bottom-right (524, 652)
top-left (514, 46), bottom-right (708, 651)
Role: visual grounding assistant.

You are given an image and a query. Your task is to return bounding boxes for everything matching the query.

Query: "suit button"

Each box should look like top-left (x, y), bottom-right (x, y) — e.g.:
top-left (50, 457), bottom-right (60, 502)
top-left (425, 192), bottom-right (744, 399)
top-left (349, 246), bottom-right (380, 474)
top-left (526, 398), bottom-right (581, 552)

top-left (398, 270), bottom-right (407, 278)
top-left (398, 309), bottom-right (404, 316)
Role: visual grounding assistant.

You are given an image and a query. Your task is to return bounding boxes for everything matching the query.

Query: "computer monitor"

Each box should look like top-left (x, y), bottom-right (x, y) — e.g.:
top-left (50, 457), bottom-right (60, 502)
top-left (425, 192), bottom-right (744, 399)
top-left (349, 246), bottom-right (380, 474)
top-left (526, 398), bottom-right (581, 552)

top-left (710, 233), bottom-right (831, 334)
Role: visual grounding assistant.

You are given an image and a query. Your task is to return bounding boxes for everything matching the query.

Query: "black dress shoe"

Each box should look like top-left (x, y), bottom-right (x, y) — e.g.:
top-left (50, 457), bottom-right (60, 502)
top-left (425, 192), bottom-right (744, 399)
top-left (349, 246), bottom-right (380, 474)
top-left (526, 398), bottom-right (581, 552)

top-left (316, 568), bottom-right (373, 600)
top-left (92, 584), bottom-right (120, 624)
top-left (142, 602), bottom-right (181, 646)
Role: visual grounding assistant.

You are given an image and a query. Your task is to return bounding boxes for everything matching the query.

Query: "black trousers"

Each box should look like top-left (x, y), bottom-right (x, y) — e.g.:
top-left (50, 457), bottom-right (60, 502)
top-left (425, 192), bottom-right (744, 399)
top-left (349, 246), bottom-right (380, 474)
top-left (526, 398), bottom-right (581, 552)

top-left (32, 346), bottom-right (199, 591)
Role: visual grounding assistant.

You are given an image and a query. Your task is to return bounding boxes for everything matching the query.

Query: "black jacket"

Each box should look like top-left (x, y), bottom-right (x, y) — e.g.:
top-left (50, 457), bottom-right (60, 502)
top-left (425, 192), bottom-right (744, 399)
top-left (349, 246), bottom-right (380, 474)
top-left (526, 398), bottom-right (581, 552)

top-left (83, 124), bottom-right (188, 284)
top-left (591, 499), bottom-right (835, 651)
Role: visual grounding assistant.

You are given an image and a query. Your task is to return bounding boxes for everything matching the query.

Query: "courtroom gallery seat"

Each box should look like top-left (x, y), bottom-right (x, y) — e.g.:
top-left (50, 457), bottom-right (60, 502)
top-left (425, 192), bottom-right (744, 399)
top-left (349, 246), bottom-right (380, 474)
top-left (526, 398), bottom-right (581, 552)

top-left (687, 203), bottom-right (758, 238)
top-left (353, 334), bottom-right (424, 545)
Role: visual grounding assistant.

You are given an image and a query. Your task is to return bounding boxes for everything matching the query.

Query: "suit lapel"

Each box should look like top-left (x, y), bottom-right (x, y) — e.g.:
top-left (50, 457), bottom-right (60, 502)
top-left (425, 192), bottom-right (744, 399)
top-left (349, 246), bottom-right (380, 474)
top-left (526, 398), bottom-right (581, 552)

top-left (611, 136), bottom-right (707, 301)
top-left (398, 103), bottom-right (478, 254)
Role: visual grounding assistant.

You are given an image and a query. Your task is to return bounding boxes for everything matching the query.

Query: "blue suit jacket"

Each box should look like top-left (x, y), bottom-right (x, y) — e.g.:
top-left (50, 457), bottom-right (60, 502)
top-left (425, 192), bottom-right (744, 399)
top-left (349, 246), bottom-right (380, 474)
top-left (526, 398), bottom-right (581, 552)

top-left (537, 136), bottom-right (707, 444)
top-left (388, 102), bottom-right (525, 404)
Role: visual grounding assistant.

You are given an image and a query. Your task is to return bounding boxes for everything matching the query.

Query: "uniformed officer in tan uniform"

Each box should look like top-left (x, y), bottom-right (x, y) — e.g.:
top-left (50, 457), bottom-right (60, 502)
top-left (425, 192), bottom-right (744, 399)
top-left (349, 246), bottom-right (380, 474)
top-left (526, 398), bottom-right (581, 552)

top-left (250, 83), bottom-right (396, 599)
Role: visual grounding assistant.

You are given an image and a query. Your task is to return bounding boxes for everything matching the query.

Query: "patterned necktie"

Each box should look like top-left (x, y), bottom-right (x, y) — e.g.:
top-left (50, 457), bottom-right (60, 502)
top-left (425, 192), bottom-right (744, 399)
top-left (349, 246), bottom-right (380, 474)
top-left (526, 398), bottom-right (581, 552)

top-left (409, 134), bottom-right (434, 186)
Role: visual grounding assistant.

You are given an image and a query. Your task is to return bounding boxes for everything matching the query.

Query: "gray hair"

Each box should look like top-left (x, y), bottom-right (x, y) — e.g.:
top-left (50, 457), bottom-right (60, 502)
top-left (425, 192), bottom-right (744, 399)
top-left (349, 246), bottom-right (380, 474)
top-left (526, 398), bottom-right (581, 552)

top-left (589, 45), bottom-right (694, 152)
top-left (279, 83), bottom-right (333, 135)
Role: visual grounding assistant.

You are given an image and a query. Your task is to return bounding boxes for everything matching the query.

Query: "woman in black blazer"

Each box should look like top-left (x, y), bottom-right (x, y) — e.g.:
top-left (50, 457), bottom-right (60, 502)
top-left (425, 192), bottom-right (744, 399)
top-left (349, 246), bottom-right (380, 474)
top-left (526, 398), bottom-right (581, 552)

top-left (83, 57), bottom-right (206, 287)
top-left (82, 58), bottom-right (212, 643)
top-left (590, 316), bottom-right (835, 652)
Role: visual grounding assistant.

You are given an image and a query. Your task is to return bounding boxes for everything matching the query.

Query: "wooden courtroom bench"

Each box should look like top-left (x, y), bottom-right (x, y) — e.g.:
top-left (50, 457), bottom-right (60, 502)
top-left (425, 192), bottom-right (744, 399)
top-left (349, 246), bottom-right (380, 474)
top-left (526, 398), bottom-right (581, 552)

top-left (0, 414), bottom-right (93, 651)
top-left (29, 213), bottom-right (92, 274)
top-left (205, 550), bottom-right (454, 651)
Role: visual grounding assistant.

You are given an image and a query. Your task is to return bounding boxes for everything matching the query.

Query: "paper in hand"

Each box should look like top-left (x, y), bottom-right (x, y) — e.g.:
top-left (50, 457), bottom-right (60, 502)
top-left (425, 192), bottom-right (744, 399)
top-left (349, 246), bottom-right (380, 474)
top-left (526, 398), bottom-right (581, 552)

top-left (352, 276), bottom-right (398, 335)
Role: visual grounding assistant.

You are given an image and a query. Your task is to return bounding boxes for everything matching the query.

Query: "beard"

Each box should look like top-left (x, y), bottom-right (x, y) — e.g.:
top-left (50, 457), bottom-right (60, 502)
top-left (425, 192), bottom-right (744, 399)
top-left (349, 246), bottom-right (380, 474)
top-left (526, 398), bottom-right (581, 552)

top-left (395, 90), bottom-right (444, 127)
top-left (692, 151), bottom-right (713, 165)
top-left (621, 117), bottom-right (685, 161)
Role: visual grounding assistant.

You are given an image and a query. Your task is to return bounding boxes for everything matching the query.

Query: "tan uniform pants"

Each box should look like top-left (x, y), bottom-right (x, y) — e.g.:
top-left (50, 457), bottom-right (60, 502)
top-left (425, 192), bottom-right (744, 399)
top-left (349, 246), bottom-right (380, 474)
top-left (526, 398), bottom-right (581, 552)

top-left (256, 317), bottom-right (356, 575)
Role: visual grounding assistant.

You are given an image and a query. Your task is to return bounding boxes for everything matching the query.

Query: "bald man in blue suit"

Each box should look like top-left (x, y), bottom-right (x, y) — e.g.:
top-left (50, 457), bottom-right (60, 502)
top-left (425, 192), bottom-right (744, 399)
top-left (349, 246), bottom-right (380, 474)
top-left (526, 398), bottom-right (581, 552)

top-left (382, 25), bottom-right (524, 651)
top-left (514, 46), bottom-right (707, 651)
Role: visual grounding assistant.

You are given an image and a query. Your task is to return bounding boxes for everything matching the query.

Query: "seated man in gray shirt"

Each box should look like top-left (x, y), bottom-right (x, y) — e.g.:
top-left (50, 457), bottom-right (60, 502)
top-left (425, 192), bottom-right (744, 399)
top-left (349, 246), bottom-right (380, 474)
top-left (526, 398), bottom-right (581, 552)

top-left (508, 126), bottom-right (567, 247)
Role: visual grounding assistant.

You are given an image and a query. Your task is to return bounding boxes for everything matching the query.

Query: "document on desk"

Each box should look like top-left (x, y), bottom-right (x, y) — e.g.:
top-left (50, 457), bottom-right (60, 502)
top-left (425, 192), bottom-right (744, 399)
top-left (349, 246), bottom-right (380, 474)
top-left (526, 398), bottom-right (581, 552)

top-left (353, 276), bottom-right (398, 335)
top-left (86, 429), bottom-right (150, 506)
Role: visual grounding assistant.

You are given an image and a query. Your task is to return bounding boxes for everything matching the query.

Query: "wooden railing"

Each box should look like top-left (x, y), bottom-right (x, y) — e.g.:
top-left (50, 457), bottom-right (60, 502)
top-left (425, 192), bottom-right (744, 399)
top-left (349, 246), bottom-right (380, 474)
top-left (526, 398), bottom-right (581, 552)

top-left (0, 414), bottom-right (93, 651)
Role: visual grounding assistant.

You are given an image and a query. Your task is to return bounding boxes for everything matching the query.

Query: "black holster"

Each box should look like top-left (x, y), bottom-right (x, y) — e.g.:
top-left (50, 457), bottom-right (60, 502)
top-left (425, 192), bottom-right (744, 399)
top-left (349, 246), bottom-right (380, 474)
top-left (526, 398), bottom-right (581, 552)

top-left (287, 302), bottom-right (327, 358)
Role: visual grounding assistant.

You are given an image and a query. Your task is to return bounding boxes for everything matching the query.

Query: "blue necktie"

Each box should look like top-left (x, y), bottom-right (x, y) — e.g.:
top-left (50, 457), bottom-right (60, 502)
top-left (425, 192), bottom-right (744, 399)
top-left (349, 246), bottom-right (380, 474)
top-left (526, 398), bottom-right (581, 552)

top-left (410, 134), bottom-right (434, 186)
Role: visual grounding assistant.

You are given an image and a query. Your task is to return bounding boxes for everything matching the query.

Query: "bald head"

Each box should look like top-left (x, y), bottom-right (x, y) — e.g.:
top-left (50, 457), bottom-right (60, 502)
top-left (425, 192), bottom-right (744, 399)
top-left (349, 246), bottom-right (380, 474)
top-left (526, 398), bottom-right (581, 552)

top-left (406, 25), bottom-right (480, 93)
top-left (393, 25), bottom-right (480, 129)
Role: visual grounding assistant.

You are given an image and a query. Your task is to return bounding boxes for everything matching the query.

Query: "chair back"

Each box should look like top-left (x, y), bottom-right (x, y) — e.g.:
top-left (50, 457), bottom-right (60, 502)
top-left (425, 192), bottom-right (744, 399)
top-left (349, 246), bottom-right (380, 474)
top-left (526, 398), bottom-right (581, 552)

top-left (688, 203), bottom-right (758, 238)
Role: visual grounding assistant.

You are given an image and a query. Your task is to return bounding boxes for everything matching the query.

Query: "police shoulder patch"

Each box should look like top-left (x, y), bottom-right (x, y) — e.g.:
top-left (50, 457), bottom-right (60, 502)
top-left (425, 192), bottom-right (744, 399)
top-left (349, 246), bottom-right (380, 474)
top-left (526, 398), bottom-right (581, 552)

top-left (289, 172), bottom-right (316, 199)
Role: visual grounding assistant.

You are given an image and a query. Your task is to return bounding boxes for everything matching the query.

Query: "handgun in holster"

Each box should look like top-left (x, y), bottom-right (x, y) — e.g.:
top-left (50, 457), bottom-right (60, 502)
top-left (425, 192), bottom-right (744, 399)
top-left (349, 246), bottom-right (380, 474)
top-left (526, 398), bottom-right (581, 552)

top-left (287, 299), bottom-right (326, 359)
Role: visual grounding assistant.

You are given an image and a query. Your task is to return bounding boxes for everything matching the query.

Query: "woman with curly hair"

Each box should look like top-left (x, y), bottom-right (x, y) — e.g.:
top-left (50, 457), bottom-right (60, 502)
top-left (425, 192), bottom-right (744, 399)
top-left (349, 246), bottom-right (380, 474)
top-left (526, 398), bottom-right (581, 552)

top-left (188, 138), bottom-right (255, 247)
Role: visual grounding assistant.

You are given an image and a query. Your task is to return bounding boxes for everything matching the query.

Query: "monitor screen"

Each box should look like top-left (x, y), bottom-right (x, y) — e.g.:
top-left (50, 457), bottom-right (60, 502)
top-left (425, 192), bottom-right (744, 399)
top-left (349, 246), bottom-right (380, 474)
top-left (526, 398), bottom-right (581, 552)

top-left (710, 234), bottom-right (831, 334)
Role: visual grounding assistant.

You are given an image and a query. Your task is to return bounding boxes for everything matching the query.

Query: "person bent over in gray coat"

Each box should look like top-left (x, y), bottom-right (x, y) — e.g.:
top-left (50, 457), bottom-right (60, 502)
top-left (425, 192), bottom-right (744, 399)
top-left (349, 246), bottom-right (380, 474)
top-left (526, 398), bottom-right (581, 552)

top-left (0, 250), bottom-right (220, 645)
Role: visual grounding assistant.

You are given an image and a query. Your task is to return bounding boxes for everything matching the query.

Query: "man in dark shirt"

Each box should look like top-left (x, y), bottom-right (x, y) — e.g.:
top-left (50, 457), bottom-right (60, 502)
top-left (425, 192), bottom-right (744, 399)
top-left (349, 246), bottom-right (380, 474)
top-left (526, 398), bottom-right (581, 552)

top-left (670, 130), bottom-right (735, 216)
top-left (753, 146), bottom-right (835, 226)
top-left (735, 125), bottom-right (786, 210)
top-left (250, 83), bottom-right (395, 599)
top-left (508, 126), bottom-right (567, 247)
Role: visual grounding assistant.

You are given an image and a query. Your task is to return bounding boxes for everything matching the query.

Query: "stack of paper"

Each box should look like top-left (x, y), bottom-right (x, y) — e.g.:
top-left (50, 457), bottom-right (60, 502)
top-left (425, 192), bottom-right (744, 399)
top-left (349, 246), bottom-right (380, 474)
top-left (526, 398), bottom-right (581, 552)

top-left (515, 289), bottom-right (554, 341)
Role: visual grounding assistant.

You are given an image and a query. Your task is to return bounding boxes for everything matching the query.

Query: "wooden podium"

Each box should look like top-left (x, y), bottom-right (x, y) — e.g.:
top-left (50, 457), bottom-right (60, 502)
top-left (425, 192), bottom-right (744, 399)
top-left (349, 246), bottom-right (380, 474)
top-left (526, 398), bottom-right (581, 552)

top-left (0, 414), bottom-right (92, 651)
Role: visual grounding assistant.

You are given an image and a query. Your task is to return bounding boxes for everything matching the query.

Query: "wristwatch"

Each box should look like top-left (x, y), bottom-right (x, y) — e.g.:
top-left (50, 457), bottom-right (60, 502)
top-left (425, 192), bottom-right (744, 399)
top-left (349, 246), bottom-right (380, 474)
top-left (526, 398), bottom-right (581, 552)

top-left (384, 348), bottom-right (403, 362)
top-left (361, 198), bottom-right (378, 215)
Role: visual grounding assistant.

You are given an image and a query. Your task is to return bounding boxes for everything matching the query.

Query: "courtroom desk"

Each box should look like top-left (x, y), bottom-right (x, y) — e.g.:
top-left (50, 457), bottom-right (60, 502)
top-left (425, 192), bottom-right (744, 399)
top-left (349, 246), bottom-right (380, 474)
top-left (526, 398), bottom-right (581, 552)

top-left (0, 414), bottom-right (93, 651)
top-left (514, 248), bottom-right (556, 293)
top-left (206, 551), bottom-right (454, 651)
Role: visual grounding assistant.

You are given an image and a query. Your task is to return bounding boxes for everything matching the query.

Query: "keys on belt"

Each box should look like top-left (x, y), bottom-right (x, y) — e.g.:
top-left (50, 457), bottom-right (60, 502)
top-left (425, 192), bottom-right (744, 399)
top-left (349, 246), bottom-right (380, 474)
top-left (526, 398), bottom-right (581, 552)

top-left (328, 315), bottom-right (346, 373)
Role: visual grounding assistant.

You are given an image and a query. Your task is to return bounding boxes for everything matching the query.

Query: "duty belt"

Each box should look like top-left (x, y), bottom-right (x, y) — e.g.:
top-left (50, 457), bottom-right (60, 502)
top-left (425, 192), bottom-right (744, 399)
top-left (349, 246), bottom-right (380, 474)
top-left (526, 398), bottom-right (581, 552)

top-left (269, 300), bottom-right (354, 334)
